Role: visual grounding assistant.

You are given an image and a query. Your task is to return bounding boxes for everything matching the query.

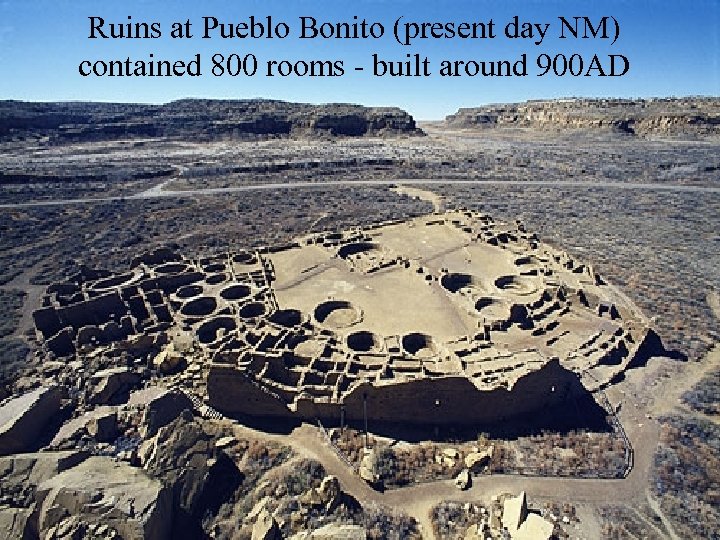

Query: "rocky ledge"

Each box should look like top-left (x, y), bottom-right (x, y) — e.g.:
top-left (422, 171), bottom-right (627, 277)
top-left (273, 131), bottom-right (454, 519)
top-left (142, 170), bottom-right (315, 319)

top-left (0, 99), bottom-right (423, 143)
top-left (445, 97), bottom-right (720, 136)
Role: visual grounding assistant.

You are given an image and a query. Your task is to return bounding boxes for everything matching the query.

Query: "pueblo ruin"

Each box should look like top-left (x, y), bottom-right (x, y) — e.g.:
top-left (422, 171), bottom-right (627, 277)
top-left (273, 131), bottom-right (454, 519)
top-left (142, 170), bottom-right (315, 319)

top-left (32, 208), bottom-right (653, 428)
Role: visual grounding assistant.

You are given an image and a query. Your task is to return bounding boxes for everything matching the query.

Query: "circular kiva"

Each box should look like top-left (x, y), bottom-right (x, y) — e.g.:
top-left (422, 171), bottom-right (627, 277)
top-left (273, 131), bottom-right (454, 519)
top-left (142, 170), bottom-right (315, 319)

top-left (220, 284), bottom-right (251, 301)
top-left (203, 262), bottom-right (225, 273)
top-left (196, 316), bottom-right (236, 344)
top-left (337, 242), bottom-right (381, 259)
top-left (401, 332), bottom-right (438, 358)
top-left (233, 252), bottom-right (257, 265)
top-left (346, 330), bottom-right (382, 353)
top-left (440, 272), bottom-right (483, 294)
top-left (269, 309), bottom-right (302, 328)
top-left (154, 262), bottom-right (187, 275)
top-left (514, 255), bottom-right (542, 267)
top-left (176, 284), bottom-right (203, 299)
top-left (205, 273), bottom-right (227, 285)
top-left (494, 275), bottom-right (538, 296)
top-left (474, 297), bottom-right (512, 321)
top-left (180, 296), bottom-right (217, 317)
top-left (239, 302), bottom-right (266, 319)
top-left (314, 300), bottom-right (362, 329)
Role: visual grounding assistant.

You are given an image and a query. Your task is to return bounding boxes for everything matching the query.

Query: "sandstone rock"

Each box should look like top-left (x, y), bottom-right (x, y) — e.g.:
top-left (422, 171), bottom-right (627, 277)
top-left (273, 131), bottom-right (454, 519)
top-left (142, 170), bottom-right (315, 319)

top-left (51, 406), bottom-right (117, 447)
top-left (359, 448), bottom-right (379, 484)
top-left (0, 450), bottom-right (88, 513)
top-left (445, 97), bottom-right (720, 137)
top-left (515, 513), bottom-right (555, 540)
top-left (299, 487), bottom-right (324, 508)
top-left (0, 386), bottom-right (63, 455)
top-left (244, 495), bottom-right (272, 524)
top-left (317, 475), bottom-right (341, 508)
top-left (463, 523), bottom-right (485, 540)
top-left (153, 343), bottom-right (183, 374)
top-left (0, 508), bottom-right (32, 539)
top-left (502, 491), bottom-right (528, 533)
top-left (465, 445), bottom-right (494, 471)
top-left (0, 99), bottom-right (422, 144)
top-left (455, 468), bottom-right (471, 490)
top-left (307, 523), bottom-right (366, 539)
top-left (89, 368), bottom-right (140, 405)
top-left (215, 435), bottom-right (236, 449)
top-left (127, 387), bottom-right (193, 437)
top-left (36, 456), bottom-right (172, 539)
top-left (87, 409), bottom-right (117, 441)
top-left (141, 414), bottom-right (242, 529)
top-left (252, 508), bottom-right (281, 540)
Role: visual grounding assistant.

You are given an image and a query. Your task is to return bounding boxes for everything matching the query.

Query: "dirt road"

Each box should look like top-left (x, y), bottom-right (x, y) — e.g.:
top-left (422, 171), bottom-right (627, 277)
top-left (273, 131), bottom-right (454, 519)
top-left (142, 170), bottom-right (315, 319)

top-left (2, 178), bottom-right (719, 209)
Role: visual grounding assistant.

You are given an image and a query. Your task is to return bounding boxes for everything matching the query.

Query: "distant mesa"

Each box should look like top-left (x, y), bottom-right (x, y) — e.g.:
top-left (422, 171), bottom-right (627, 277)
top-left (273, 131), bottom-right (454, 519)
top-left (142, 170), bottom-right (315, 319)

top-left (444, 97), bottom-right (720, 136)
top-left (0, 98), bottom-right (423, 143)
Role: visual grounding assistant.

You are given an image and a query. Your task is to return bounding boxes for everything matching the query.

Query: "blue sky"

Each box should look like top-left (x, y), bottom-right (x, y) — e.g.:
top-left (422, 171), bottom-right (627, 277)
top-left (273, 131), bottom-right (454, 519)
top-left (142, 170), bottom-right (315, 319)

top-left (0, 0), bottom-right (718, 119)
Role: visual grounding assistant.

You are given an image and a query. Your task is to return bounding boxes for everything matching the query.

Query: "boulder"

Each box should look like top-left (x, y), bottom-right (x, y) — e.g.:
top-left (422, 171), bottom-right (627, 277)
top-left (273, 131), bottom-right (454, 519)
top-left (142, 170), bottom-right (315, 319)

top-left (0, 450), bottom-right (88, 509)
top-left (141, 413), bottom-right (242, 528)
top-left (215, 435), bottom-right (236, 449)
top-left (152, 343), bottom-right (183, 374)
top-left (89, 368), bottom-right (140, 405)
top-left (36, 456), bottom-right (172, 539)
top-left (441, 447), bottom-right (460, 467)
top-left (0, 386), bottom-right (63, 455)
top-left (464, 445), bottom-right (494, 471)
top-left (87, 409), bottom-right (118, 441)
top-left (244, 496), bottom-right (272, 524)
top-left (252, 508), bottom-right (281, 540)
top-left (463, 523), bottom-right (485, 540)
top-left (318, 475), bottom-right (342, 509)
top-left (127, 387), bottom-right (193, 437)
top-left (358, 448), bottom-right (379, 484)
top-left (0, 508), bottom-right (32, 539)
top-left (454, 468), bottom-right (471, 490)
top-left (515, 513), bottom-right (555, 540)
top-left (502, 491), bottom-right (528, 533)
top-left (50, 406), bottom-right (117, 447)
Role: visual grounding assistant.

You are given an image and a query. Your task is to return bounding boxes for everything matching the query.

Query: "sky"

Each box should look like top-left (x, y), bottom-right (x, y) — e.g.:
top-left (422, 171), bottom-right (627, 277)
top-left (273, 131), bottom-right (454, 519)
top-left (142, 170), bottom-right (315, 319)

top-left (0, 0), bottom-right (718, 119)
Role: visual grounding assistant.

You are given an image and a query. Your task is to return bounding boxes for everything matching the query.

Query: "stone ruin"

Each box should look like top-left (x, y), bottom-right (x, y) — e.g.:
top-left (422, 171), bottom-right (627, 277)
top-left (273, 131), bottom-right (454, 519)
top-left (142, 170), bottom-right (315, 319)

top-left (32, 210), bottom-right (655, 427)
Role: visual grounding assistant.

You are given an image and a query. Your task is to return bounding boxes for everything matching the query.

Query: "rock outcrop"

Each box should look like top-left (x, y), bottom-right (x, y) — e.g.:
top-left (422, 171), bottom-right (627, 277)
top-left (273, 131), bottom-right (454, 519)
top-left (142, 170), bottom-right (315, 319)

top-left (50, 406), bottom-right (117, 447)
top-left (445, 97), bottom-right (720, 136)
top-left (35, 456), bottom-right (172, 540)
top-left (0, 99), bottom-right (423, 143)
top-left (0, 386), bottom-right (63, 455)
top-left (0, 450), bottom-right (88, 509)
top-left (127, 387), bottom-right (193, 437)
top-left (140, 412), bottom-right (243, 536)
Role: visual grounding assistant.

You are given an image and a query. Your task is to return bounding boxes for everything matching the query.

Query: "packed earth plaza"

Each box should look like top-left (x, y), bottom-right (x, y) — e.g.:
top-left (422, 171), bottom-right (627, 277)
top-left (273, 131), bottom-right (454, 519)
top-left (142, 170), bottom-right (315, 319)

top-left (0, 96), bottom-right (718, 539)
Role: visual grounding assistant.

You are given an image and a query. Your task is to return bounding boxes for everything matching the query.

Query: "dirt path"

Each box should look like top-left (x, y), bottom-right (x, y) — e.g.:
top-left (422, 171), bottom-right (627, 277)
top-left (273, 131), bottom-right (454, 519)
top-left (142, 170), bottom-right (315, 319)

top-left (391, 185), bottom-right (445, 213)
top-left (260, 341), bottom-right (719, 539)
top-left (2, 178), bottom-right (719, 209)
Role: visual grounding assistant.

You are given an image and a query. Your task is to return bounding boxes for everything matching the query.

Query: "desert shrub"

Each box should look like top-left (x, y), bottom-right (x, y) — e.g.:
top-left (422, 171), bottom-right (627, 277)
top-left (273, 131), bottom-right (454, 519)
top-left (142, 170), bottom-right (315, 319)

top-left (682, 369), bottom-right (720, 416)
top-left (652, 415), bottom-right (720, 539)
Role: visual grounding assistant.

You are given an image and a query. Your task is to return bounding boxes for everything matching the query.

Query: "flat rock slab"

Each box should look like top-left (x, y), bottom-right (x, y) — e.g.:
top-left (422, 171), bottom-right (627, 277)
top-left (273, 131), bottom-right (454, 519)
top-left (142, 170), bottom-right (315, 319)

top-left (37, 456), bottom-right (172, 540)
top-left (0, 386), bottom-right (63, 455)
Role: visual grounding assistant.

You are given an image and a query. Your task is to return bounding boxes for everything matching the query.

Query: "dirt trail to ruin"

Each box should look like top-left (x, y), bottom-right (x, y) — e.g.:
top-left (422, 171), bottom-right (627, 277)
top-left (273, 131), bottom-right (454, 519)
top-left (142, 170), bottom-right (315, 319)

top-left (391, 185), bottom-right (445, 213)
top-left (1, 178), bottom-right (720, 209)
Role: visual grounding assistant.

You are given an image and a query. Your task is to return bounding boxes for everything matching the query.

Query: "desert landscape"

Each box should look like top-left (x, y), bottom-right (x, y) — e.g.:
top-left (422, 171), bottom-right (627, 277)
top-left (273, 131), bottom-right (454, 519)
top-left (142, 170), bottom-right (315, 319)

top-left (0, 96), bottom-right (718, 539)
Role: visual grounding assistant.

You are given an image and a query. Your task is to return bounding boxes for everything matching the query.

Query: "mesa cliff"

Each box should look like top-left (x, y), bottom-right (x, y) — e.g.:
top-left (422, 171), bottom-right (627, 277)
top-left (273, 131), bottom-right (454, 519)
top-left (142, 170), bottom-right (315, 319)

top-left (445, 97), bottom-right (720, 136)
top-left (0, 99), bottom-right (422, 142)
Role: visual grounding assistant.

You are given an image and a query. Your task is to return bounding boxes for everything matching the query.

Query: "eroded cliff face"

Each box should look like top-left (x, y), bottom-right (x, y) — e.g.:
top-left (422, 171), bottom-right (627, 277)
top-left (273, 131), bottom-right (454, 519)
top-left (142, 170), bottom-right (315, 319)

top-left (445, 97), bottom-right (720, 136)
top-left (0, 99), bottom-right (423, 142)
